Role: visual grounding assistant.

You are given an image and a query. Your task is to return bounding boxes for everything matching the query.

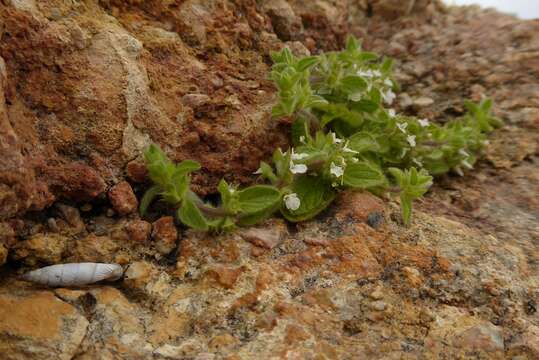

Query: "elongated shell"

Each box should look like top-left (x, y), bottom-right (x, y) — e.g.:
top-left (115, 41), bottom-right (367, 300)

top-left (21, 263), bottom-right (124, 287)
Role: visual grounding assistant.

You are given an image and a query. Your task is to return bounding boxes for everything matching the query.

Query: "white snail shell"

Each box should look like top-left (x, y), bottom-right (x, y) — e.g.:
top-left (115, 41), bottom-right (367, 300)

top-left (21, 263), bottom-right (124, 287)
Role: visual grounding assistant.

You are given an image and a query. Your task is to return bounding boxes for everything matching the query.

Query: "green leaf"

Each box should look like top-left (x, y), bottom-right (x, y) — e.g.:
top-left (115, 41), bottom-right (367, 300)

top-left (280, 176), bottom-right (336, 222)
top-left (139, 185), bottom-right (161, 216)
top-left (178, 199), bottom-right (208, 231)
top-left (295, 57), bottom-right (318, 72)
top-left (352, 99), bottom-right (379, 113)
top-left (256, 162), bottom-right (278, 184)
top-left (348, 132), bottom-right (380, 153)
top-left (176, 160), bottom-right (201, 177)
top-left (218, 179), bottom-right (237, 213)
top-left (291, 117), bottom-right (310, 146)
top-left (282, 48), bottom-right (294, 64)
top-left (381, 57), bottom-right (393, 73)
top-left (237, 185), bottom-right (281, 214)
top-left (400, 195), bottom-right (412, 225)
top-left (340, 75), bottom-right (368, 94)
top-left (343, 162), bottom-right (387, 188)
top-left (237, 202), bottom-right (280, 227)
top-left (357, 52), bottom-right (378, 62)
top-left (345, 36), bottom-right (360, 52)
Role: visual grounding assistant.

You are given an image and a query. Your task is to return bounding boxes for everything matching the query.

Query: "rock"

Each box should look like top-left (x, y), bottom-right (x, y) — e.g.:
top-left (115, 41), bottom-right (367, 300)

top-left (54, 203), bottom-right (85, 234)
top-left (366, 212), bottom-right (384, 229)
top-left (453, 322), bottom-right (505, 352)
top-left (69, 233), bottom-right (119, 263)
top-left (12, 233), bottom-right (67, 266)
top-left (125, 262), bottom-right (172, 301)
top-left (302, 234), bottom-right (330, 246)
top-left (0, 291), bottom-right (89, 360)
top-left (369, 287), bottom-right (385, 300)
top-left (151, 217), bottom-right (178, 255)
top-left (262, 0), bottom-right (303, 41)
top-left (153, 341), bottom-right (202, 359)
top-left (208, 333), bottom-right (238, 350)
top-left (508, 324), bottom-right (539, 358)
top-left (401, 266), bottom-right (424, 288)
top-left (126, 160), bottom-right (148, 183)
top-left (0, 244), bottom-right (7, 266)
top-left (125, 220), bottom-right (152, 243)
top-left (149, 287), bottom-right (195, 344)
top-left (241, 220), bottom-right (287, 249)
top-left (0, 222), bottom-right (16, 248)
top-left (334, 191), bottom-right (385, 224)
top-left (370, 300), bottom-right (388, 311)
top-left (108, 181), bottom-right (138, 216)
top-left (425, 306), bottom-right (505, 357)
top-left (206, 266), bottom-right (244, 289)
top-left (413, 96), bottom-right (435, 107)
top-left (370, 0), bottom-right (422, 19)
top-left (81, 287), bottom-right (152, 358)
top-left (46, 163), bottom-right (107, 202)
top-left (124, 260), bottom-right (154, 286)
top-left (181, 93), bottom-right (211, 108)
top-left (398, 92), bottom-right (413, 108)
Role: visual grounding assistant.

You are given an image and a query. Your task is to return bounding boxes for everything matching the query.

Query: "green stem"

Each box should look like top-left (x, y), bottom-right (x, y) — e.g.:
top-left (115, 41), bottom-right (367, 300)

top-left (186, 190), bottom-right (235, 218)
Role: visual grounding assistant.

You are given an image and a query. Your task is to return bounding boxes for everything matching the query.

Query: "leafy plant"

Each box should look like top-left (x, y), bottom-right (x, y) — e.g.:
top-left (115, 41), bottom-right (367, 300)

top-left (140, 36), bottom-right (502, 229)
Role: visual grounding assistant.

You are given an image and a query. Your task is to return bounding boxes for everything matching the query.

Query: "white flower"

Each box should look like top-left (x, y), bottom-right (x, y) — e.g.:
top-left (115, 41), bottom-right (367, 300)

top-left (396, 121), bottom-right (407, 132)
top-left (407, 135), bottom-right (416, 147)
top-left (412, 158), bottom-right (423, 167)
top-left (357, 69), bottom-right (381, 78)
top-left (388, 109), bottom-right (397, 118)
top-left (291, 150), bottom-right (309, 161)
top-left (400, 148), bottom-right (408, 158)
top-left (418, 118), bottom-right (430, 127)
top-left (461, 159), bottom-right (473, 169)
top-left (348, 92), bottom-right (362, 102)
top-left (384, 78), bottom-right (393, 87)
top-left (330, 162), bottom-right (344, 178)
top-left (458, 148), bottom-right (470, 157)
top-left (299, 135), bottom-right (305, 143)
top-left (342, 142), bottom-right (358, 154)
top-left (289, 162), bottom-right (308, 174)
top-left (330, 132), bottom-right (343, 144)
top-left (253, 167), bottom-right (263, 175)
top-left (383, 89), bottom-right (396, 105)
top-left (283, 193), bottom-right (301, 211)
top-left (357, 69), bottom-right (373, 77)
top-left (454, 166), bottom-right (464, 176)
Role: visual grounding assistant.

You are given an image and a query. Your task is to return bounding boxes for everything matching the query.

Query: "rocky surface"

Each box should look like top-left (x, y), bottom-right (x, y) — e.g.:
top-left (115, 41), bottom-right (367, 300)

top-left (0, 0), bottom-right (538, 359)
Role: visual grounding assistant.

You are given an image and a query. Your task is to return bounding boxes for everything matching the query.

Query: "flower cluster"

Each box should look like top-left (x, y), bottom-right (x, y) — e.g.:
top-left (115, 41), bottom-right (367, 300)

top-left (140, 36), bottom-right (502, 230)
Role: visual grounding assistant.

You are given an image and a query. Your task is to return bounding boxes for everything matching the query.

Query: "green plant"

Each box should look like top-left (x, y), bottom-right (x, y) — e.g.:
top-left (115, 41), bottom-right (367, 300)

top-left (140, 36), bottom-right (502, 229)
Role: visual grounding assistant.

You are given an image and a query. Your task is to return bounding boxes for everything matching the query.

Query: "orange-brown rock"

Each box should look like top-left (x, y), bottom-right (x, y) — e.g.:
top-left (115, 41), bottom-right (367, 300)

top-left (151, 216), bottom-right (178, 255)
top-left (207, 265), bottom-right (244, 289)
top-left (125, 219), bottom-right (152, 243)
top-left (0, 291), bottom-right (88, 360)
top-left (108, 181), bottom-right (138, 216)
top-left (11, 233), bottom-right (68, 266)
top-left (0, 244), bottom-right (7, 266)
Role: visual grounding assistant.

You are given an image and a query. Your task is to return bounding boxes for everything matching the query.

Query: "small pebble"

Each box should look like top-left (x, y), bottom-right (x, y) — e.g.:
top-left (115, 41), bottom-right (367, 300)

top-left (367, 212), bottom-right (384, 228)
top-left (370, 300), bottom-right (387, 311)
top-left (413, 97), bottom-right (434, 107)
top-left (47, 218), bottom-right (59, 232)
top-left (369, 287), bottom-right (384, 300)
